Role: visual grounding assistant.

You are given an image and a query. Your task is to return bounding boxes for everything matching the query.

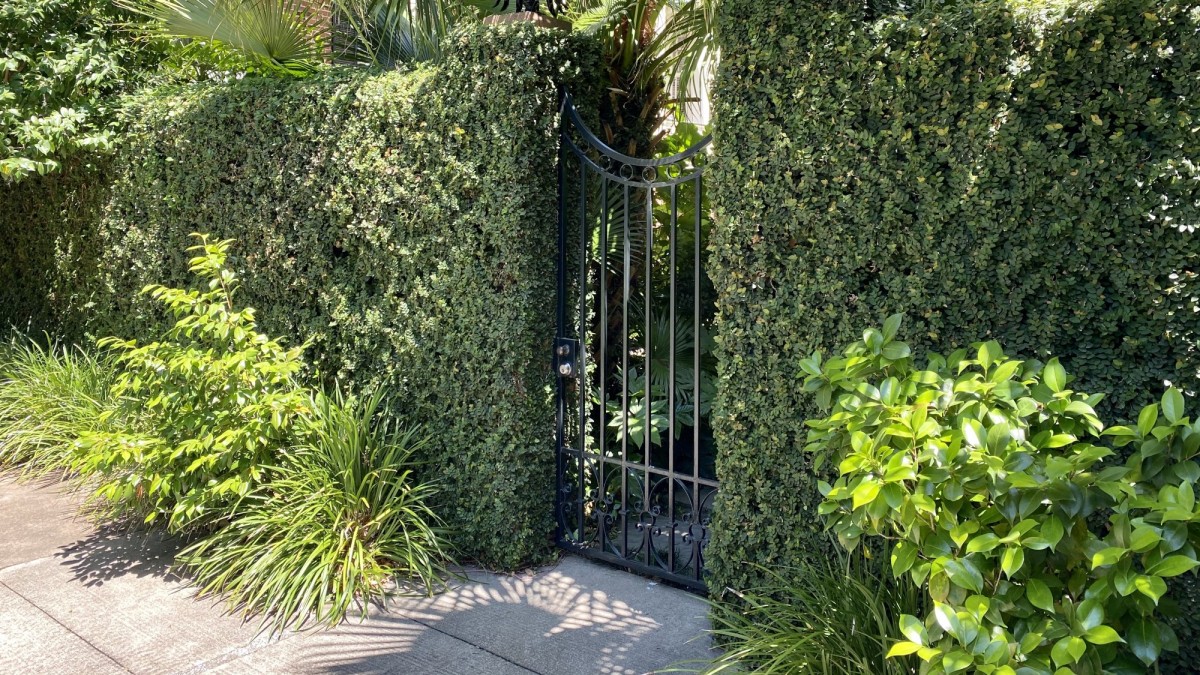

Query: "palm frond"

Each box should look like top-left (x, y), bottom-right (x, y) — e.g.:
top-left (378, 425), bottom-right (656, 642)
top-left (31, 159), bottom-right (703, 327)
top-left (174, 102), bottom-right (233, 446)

top-left (640, 0), bottom-right (717, 103)
top-left (567, 0), bottom-right (627, 34)
top-left (329, 0), bottom-right (487, 67)
top-left (120, 0), bottom-right (329, 77)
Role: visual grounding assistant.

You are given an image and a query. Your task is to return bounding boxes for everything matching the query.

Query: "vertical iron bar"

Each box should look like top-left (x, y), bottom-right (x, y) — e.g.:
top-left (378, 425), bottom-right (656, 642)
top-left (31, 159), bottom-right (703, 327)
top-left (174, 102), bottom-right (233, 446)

top-left (667, 184), bottom-right (677, 575)
top-left (621, 183), bottom-right (631, 559)
top-left (577, 161), bottom-right (588, 542)
top-left (554, 121), bottom-right (567, 545)
top-left (643, 183), bottom-right (654, 565)
top-left (598, 179), bottom-right (609, 550)
top-left (693, 172), bottom-right (703, 581)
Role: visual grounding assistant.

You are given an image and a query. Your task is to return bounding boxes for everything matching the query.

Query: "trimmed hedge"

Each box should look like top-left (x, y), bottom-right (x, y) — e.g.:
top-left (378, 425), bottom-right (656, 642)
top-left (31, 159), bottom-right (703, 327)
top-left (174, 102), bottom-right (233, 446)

top-left (707, 0), bottom-right (1199, 652)
top-left (0, 24), bottom-right (598, 569)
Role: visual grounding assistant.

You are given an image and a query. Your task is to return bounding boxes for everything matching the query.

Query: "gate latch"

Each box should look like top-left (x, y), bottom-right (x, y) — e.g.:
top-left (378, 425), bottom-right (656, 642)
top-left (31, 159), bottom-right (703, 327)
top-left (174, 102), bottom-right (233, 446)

top-left (554, 338), bottom-right (578, 378)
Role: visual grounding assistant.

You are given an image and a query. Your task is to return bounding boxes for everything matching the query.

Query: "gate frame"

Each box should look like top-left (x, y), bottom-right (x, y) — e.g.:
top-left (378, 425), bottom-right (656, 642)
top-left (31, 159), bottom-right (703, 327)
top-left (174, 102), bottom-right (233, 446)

top-left (553, 93), bottom-right (715, 592)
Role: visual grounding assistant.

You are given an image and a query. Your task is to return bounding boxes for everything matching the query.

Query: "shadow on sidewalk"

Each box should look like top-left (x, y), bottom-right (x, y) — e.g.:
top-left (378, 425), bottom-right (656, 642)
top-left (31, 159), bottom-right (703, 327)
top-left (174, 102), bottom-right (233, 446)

top-left (55, 525), bottom-right (183, 587)
top-left (288, 561), bottom-right (702, 675)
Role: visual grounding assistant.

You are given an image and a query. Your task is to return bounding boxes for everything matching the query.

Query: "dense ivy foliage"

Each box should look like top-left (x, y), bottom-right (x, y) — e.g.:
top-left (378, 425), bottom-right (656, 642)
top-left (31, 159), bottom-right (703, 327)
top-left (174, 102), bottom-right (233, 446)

top-left (706, 0), bottom-right (1200, 659)
top-left (0, 25), bottom-right (599, 568)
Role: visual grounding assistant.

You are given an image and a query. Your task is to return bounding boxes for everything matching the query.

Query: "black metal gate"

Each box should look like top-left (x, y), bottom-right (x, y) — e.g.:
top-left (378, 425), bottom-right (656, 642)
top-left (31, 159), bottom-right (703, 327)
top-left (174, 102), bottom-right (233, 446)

top-left (554, 94), bottom-right (717, 591)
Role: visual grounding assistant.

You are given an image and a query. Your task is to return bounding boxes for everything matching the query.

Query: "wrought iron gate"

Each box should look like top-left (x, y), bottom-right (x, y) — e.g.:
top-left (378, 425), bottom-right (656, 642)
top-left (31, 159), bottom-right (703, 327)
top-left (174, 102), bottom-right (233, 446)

top-left (554, 94), bottom-right (717, 591)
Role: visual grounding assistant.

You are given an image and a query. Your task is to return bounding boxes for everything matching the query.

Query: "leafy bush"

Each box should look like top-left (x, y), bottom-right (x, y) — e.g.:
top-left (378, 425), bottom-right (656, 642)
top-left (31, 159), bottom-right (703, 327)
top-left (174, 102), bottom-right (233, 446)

top-left (803, 315), bottom-right (1200, 673)
top-left (0, 25), bottom-right (600, 567)
top-left (76, 235), bottom-right (310, 530)
top-left (1, 0), bottom-right (163, 180)
top-left (177, 387), bottom-right (450, 633)
top-left (705, 0), bottom-right (1200, 650)
top-left (0, 335), bottom-right (115, 475)
top-left (705, 554), bottom-right (925, 675)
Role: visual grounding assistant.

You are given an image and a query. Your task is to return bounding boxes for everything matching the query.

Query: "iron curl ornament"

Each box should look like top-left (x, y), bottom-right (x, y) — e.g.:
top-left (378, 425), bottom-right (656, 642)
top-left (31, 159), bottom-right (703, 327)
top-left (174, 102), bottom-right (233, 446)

top-left (492, 0), bottom-right (567, 16)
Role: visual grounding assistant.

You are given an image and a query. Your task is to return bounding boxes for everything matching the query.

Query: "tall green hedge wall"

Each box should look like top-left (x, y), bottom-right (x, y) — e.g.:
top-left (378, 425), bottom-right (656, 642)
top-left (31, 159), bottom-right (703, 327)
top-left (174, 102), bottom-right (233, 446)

top-left (0, 25), bottom-right (598, 569)
top-left (707, 0), bottom-right (1199, 649)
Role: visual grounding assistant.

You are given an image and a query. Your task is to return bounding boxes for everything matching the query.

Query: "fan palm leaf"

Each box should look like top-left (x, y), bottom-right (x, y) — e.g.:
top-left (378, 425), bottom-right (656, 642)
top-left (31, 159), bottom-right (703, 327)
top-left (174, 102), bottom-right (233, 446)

top-left (120, 0), bottom-right (329, 76)
top-left (329, 0), bottom-right (498, 66)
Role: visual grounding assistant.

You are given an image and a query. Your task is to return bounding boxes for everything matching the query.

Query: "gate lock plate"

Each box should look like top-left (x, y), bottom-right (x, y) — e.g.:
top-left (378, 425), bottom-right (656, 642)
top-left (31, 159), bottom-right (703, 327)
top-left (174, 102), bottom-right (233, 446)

top-left (554, 338), bottom-right (578, 378)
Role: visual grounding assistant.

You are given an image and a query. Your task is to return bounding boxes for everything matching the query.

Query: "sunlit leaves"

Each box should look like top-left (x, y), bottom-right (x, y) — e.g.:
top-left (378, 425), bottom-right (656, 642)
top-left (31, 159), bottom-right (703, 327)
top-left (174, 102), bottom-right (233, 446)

top-left (804, 316), bottom-right (1200, 672)
top-left (176, 388), bottom-right (451, 634)
top-left (78, 235), bottom-right (310, 531)
top-left (1, 0), bottom-right (161, 181)
top-left (121, 0), bottom-right (328, 77)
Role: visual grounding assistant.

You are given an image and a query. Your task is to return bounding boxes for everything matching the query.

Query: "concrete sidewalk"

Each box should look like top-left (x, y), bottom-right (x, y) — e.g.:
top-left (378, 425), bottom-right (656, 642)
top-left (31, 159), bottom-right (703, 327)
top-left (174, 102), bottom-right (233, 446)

top-left (0, 477), bottom-right (715, 675)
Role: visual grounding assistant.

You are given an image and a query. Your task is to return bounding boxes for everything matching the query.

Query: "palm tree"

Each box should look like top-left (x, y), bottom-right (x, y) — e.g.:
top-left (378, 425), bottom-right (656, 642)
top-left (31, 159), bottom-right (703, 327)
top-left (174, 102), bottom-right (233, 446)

top-left (121, 0), bottom-right (494, 74)
top-left (567, 0), bottom-right (715, 155)
top-left (123, 0), bottom-right (717, 155)
top-left (118, 0), bottom-right (331, 77)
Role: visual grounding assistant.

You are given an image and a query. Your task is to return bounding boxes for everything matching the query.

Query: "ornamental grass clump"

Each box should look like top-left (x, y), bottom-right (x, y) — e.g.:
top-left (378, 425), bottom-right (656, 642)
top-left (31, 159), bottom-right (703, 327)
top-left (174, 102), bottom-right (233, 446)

top-left (0, 336), bottom-right (116, 476)
top-left (705, 555), bottom-right (925, 675)
top-left (802, 314), bottom-right (1200, 674)
top-left (177, 387), bottom-right (451, 633)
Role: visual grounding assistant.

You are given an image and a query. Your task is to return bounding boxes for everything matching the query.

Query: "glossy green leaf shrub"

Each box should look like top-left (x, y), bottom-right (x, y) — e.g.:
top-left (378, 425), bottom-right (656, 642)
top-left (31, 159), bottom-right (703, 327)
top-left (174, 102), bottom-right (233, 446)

top-left (77, 235), bottom-right (311, 531)
top-left (804, 316), bottom-right (1200, 674)
top-left (0, 25), bottom-right (599, 567)
top-left (705, 0), bottom-right (1200, 652)
top-left (177, 387), bottom-right (451, 633)
top-left (1, 0), bottom-right (162, 180)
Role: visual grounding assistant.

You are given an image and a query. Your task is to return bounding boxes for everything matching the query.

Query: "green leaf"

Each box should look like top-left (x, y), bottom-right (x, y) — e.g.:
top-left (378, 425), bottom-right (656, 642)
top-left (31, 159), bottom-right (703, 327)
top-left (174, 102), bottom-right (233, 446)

top-left (964, 595), bottom-right (990, 618)
top-left (887, 641), bottom-right (922, 657)
top-left (882, 342), bottom-right (912, 360)
top-left (1051, 636), bottom-right (1086, 667)
top-left (1113, 566), bottom-right (1137, 596)
top-left (1128, 619), bottom-right (1162, 666)
top-left (1040, 517), bottom-right (1064, 548)
top-left (891, 541), bottom-right (919, 576)
top-left (977, 341), bottom-right (1002, 370)
top-left (966, 534), bottom-right (1001, 554)
top-left (1001, 546), bottom-right (1024, 578)
top-left (1138, 404), bottom-right (1158, 436)
top-left (851, 479), bottom-right (882, 509)
top-left (942, 650), bottom-right (973, 674)
top-left (1129, 526), bottom-right (1161, 553)
top-left (899, 614), bottom-right (926, 645)
top-left (1077, 599), bottom-right (1103, 631)
top-left (882, 313), bottom-right (903, 341)
top-left (1043, 358), bottom-right (1066, 392)
top-left (1162, 389), bottom-right (1185, 424)
top-left (1090, 547), bottom-right (1126, 569)
top-left (962, 419), bottom-right (985, 448)
top-left (1026, 578), bottom-right (1054, 612)
top-left (1146, 556), bottom-right (1198, 578)
top-left (1084, 625), bottom-right (1123, 645)
top-left (988, 359), bottom-right (1021, 384)
top-left (944, 558), bottom-right (984, 593)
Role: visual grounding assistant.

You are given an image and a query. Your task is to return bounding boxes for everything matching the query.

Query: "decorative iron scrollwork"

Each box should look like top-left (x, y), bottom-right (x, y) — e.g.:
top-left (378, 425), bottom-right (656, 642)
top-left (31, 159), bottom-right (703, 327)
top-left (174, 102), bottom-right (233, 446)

top-left (554, 93), bottom-right (716, 591)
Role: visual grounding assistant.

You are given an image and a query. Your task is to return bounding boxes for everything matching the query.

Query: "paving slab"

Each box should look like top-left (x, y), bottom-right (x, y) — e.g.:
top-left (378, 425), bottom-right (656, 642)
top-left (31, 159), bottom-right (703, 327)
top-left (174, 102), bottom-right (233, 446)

top-left (388, 557), bottom-right (714, 675)
top-left (0, 476), bottom-right (92, 569)
top-left (0, 533), bottom-right (274, 675)
top-left (0, 475), bottom-right (715, 675)
top-left (209, 614), bottom-right (536, 675)
top-left (0, 582), bottom-right (128, 675)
